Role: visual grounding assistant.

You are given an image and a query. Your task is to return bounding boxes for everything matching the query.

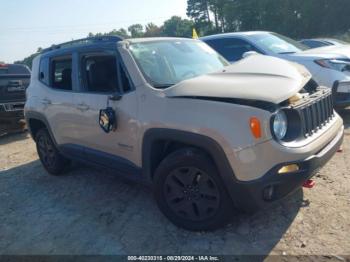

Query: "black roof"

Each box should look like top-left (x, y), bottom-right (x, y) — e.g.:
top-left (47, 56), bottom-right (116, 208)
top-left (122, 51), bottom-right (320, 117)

top-left (41, 35), bottom-right (124, 54)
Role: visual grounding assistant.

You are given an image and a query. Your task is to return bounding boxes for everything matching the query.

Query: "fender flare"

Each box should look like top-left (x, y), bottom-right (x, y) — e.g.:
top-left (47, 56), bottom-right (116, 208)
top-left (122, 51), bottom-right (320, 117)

top-left (142, 128), bottom-right (238, 184)
top-left (25, 111), bottom-right (58, 146)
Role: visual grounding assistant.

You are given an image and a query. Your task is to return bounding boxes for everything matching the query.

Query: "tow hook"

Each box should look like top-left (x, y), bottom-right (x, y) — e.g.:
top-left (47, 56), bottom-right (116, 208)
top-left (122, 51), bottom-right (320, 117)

top-left (303, 179), bottom-right (315, 189)
top-left (337, 146), bottom-right (343, 153)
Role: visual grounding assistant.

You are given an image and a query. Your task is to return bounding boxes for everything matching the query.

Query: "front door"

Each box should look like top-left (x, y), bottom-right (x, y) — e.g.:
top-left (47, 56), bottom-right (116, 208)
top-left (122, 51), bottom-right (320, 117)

top-left (72, 51), bottom-right (139, 170)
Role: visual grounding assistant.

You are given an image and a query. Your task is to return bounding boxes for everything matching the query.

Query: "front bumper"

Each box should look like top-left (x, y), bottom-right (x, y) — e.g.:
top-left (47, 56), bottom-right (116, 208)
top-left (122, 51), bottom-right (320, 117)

top-left (333, 81), bottom-right (350, 108)
top-left (231, 125), bottom-right (344, 212)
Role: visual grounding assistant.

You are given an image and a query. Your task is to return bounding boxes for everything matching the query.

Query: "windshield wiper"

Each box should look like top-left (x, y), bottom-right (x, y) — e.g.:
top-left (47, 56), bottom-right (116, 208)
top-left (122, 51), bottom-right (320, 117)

top-left (278, 51), bottom-right (296, 54)
top-left (152, 84), bottom-right (175, 89)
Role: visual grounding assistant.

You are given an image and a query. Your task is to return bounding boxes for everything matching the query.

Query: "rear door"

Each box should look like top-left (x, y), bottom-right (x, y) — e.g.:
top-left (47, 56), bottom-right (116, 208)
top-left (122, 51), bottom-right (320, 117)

top-left (38, 54), bottom-right (79, 153)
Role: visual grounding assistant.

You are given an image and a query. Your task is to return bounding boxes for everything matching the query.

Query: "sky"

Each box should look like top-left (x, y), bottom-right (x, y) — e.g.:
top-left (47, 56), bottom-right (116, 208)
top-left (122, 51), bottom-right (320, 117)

top-left (0, 0), bottom-right (188, 63)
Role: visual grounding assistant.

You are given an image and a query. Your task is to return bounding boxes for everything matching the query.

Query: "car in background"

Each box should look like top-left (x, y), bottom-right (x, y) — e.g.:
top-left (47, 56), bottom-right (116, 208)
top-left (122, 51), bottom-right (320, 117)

top-left (201, 31), bottom-right (350, 108)
top-left (300, 38), bottom-right (349, 49)
top-left (0, 63), bottom-right (31, 134)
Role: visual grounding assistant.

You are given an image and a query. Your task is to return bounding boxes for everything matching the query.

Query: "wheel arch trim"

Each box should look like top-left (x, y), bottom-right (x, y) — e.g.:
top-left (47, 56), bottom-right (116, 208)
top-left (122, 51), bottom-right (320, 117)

top-left (141, 128), bottom-right (238, 183)
top-left (25, 111), bottom-right (58, 146)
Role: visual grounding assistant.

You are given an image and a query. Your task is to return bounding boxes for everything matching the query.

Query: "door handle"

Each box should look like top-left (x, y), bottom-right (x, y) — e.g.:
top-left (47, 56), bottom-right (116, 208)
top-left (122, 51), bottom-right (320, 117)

top-left (77, 103), bottom-right (89, 111)
top-left (41, 98), bottom-right (52, 105)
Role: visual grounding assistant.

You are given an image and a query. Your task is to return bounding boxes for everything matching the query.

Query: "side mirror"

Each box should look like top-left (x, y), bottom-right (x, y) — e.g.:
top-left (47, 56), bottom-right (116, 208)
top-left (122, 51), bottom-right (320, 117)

top-left (99, 107), bottom-right (116, 133)
top-left (242, 51), bottom-right (259, 59)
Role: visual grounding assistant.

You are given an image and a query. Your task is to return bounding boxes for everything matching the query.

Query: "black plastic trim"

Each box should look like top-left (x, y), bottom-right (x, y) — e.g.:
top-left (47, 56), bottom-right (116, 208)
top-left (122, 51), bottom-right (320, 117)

top-left (25, 111), bottom-right (58, 145)
top-left (59, 144), bottom-right (144, 183)
top-left (141, 128), bottom-right (254, 209)
top-left (142, 127), bottom-right (343, 212)
top-left (237, 127), bottom-right (344, 210)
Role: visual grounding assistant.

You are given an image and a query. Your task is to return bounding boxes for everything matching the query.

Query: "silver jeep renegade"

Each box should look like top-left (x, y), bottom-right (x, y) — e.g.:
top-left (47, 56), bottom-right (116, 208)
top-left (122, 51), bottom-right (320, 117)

top-left (25, 36), bottom-right (344, 231)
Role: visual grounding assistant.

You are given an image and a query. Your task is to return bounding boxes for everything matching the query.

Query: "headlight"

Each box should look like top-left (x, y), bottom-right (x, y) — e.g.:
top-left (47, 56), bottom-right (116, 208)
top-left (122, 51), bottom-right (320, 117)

top-left (315, 59), bottom-right (350, 72)
top-left (272, 110), bottom-right (288, 140)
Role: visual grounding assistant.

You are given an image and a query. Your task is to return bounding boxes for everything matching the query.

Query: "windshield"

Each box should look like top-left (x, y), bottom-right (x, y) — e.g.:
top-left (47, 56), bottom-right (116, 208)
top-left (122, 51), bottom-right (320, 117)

top-left (129, 40), bottom-right (229, 88)
top-left (251, 33), bottom-right (310, 54)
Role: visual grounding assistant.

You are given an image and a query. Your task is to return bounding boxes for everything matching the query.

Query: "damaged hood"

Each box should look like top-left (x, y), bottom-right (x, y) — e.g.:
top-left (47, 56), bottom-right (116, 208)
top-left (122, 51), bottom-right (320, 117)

top-left (164, 54), bottom-right (312, 104)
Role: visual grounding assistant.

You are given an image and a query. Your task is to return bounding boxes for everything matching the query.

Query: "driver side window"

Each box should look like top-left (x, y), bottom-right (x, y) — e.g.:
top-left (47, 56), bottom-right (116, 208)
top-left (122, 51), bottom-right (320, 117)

top-left (81, 54), bottom-right (118, 93)
top-left (80, 53), bottom-right (132, 93)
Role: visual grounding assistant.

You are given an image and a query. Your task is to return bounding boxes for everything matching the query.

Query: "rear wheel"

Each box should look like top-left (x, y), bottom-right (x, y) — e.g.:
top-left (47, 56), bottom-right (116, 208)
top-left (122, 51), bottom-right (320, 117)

top-left (154, 148), bottom-right (234, 231)
top-left (35, 128), bottom-right (70, 175)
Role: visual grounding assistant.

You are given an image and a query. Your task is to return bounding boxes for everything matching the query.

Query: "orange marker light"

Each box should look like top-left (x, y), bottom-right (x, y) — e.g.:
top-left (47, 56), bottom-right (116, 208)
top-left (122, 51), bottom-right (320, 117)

top-left (250, 117), bottom-right (262, 139)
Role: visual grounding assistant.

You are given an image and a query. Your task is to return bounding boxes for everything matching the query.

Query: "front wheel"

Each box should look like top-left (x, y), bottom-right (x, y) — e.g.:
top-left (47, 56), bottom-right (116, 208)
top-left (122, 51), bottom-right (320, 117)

top-left (35, 128), bottom-right (70, 175)
top-left (154, 148), bottom-right (234, 231)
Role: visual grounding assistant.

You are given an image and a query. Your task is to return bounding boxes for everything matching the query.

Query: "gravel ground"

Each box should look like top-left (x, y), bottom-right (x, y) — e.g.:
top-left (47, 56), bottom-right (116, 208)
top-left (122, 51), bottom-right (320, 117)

top-left (0, 110), bottom-right (349, 257)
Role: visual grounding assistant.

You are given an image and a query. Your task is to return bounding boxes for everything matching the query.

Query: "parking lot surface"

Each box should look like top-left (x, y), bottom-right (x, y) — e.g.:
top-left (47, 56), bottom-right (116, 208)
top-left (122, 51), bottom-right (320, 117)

top-left (0, 110), bottom-right (349, 256)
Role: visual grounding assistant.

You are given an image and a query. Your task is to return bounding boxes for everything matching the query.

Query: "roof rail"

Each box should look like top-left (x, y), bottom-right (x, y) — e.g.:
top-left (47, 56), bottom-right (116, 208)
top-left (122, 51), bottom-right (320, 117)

top-left (41, 35), bottom-right (124, 53)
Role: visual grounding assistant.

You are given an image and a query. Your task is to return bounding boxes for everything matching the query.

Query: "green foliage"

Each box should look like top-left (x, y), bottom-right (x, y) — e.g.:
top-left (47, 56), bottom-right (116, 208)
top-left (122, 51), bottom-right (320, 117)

top-left (144, 23), bottom-right (162, 37)
top-left (88, 28), bottom-right (129, 38)
top-left (128, 24), bottom-right (144, 38)
top-left (187, 0), bottom-right (350, 39)
top-left (333, 31), bottom-right (350, 43)
top-left (162, 16), bottom-right (194, 38)
top-left (187, 0), bottom-right (213, 34)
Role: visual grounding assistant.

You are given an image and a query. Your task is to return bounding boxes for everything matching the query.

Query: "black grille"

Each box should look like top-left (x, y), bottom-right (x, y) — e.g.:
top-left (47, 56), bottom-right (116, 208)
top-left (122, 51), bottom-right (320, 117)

top-left (296, 91), bottom-right (334, 137)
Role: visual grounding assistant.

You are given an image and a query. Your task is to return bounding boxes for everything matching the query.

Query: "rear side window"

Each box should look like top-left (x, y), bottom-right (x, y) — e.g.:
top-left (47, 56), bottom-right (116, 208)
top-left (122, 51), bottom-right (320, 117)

top-left (0, 64), bottom-right (30, 75)
top-left (8, 64), bottom-right (31, 74)
top-left (39, 58), bottom-right (49, 85)
top-left (51, 57), bottom-right (72, 90)
top-left (206, 38), bottom-right (259, 62)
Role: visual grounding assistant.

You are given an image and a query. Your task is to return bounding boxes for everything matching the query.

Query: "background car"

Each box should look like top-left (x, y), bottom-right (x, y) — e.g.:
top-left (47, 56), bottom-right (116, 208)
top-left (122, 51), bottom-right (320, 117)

top-left (300, 38), bottom-right (349, 49)
top-left (201, 31), bottom-right (350, 108)
top-left (0, 63), bottom-right (30, 135)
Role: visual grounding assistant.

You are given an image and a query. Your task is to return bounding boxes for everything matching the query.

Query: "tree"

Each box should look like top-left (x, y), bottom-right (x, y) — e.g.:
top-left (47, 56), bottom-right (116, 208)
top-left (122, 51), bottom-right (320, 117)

top-left (144, 23), bottom-right (162, 37)
top-left (186, 0), bottom-right (350, 38)
top-left (187, 0), bottom-right (211, 23)
top-left (162, 16), bottom-right (194, 38)
top-left (128, 24), bottom-right (144, 38)
top-left (109, 28), bottom-right (129, 38)
top-left (88, 28), bottom-right (129, 39)
top-left (187, 0), bottom-right (213, 34)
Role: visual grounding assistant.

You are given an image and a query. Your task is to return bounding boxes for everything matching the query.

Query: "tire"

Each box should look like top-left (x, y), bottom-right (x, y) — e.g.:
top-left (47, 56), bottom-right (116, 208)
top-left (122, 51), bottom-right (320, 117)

top-left (35, 128), bottom-right (70, 175)
top-left (154, 148), bottom-right (234, 231)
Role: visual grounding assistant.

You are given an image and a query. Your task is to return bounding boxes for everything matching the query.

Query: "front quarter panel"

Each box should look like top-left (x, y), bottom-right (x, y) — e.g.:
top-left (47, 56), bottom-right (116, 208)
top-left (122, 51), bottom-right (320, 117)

top-left (139, 88), bottom-right (273, 179)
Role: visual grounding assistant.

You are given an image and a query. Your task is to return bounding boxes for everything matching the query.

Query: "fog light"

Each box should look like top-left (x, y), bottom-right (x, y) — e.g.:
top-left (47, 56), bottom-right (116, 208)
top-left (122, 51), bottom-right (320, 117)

top-left (278, 164), bottom-right (299, 174)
